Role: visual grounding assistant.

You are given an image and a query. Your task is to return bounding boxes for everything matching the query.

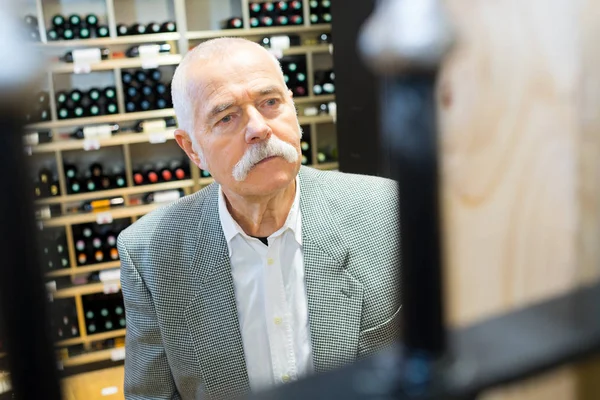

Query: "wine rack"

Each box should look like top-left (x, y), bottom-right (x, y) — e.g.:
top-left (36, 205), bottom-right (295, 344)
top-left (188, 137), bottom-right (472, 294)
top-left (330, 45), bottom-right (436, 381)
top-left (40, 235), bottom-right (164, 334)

top-left (17, 0), bottom-right (339, 378)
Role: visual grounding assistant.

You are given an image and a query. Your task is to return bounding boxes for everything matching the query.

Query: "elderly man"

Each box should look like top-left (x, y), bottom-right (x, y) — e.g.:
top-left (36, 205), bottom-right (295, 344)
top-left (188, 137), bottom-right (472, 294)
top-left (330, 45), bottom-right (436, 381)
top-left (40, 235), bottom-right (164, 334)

top-left (118, 37), bottom-right (400, 400)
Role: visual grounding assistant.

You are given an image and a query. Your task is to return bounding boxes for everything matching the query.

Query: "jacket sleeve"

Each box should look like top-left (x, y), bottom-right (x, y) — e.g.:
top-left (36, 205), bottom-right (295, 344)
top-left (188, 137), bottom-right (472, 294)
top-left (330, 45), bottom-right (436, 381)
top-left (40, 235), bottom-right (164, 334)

top-left (118, 234), bottom-right (181, 400)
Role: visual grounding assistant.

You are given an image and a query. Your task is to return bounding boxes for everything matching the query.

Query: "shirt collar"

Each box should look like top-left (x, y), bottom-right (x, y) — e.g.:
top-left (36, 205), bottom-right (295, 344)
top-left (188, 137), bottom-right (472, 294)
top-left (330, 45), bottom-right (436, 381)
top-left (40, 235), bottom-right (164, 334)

top-left (218, 174), bottom-right (302, 249)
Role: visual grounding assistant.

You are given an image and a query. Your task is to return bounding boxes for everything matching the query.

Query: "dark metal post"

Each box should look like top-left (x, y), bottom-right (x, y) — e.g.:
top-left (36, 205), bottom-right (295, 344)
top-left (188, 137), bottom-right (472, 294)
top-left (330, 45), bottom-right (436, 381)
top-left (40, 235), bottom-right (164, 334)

top-left (0, 8), bottom-right (62, 400)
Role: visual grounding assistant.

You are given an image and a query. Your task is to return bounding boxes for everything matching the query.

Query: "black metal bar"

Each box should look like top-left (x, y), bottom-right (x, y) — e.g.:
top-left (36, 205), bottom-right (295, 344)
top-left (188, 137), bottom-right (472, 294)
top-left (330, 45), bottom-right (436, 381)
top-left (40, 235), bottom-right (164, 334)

top-left (250, 282), bottom-right (600, 399)
top-left (385, 74), bottom-right (446, 356)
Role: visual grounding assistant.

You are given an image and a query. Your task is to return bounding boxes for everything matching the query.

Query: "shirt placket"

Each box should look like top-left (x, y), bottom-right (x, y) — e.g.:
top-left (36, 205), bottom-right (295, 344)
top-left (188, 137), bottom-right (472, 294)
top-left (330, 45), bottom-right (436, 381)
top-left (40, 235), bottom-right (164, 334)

top-left (263, 237), bottom-right (298, 385)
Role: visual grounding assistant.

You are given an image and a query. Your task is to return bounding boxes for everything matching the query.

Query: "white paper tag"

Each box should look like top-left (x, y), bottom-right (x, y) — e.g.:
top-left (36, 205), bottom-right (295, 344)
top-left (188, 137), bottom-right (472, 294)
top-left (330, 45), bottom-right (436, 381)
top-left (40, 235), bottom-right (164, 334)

top-left (96, 211), bottom-right (113, 225)
top-left (149, 132), bottom-right (167, 144)
top-left (329, 44), bottom-right (334, 54)
top-left (99, 269), bottom-right (121, 283)
top-left (24, 146), bottom-right (33, 156)
top-left (303, 106), bottom-right (318, 116)
top-left (83, 124), bottom-right (112, 139)
top-left (270, 36), bottom-right (291, 51)
top-left (143, 119), bottom-right (167, 133)
top-left (46, 280), bottom-right (56, 301)
top-left (153, 190), bottom-right (183, 203)
top-left (110, 347), bottom-right (126, 361)
top-left (328, 101), bottom-right (337, 123)
top-left (83, 138), bottom-right (101, 151)
top-left (74, 64), bottom-right (92, 74)
top-left (23, 132), bottom-right (39, 146)
top-left (101, 386), bottom-right (119, 396)
top-left (103, 281), bottom-right (120, 294)
top-left (56, 361), bottom-right (64, 371)
top-left (139, 44), bottom-right (160, 69)
top-left (73, 48), bottom-right (101, 74)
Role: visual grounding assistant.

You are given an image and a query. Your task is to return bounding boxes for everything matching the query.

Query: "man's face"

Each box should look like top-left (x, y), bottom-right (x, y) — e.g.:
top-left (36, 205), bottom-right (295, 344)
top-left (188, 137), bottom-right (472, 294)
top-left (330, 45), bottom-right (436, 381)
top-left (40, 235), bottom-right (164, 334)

top-left (184, 46), bottom-right (302, 197)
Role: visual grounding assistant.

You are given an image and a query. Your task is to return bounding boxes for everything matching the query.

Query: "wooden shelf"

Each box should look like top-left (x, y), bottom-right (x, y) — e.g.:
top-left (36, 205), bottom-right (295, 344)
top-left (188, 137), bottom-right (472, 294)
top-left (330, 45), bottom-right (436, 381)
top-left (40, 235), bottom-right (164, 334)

top-left (25, 109), bottom-right (176, 131)
top-left (53, 281), bottom-right (121, 300)
top-left (46, 261), bottom-right (121, 278)
top-left (38, 33), bottom-right (181, 48)
top-left (56, 329), bottom-right (126, 348)
top-left (41, 203), bottom-right (160, 228)
top-left (313, 162), bottom-right (339, 170)
top-left (61, 347), bottom-right (124, 368)
top-left (294, 94), bottom-right (335, 104)
top-left (36, 179), bottom-right (193, 206)
top-left (282, 44), bottom-right (331, 56)
top-left (30, 129), bottom-right (176, 154)
top-left (298, 115), bottom-right (335, 124)
top-left (51, 54), bottom-right (182, 74)
top-left (186, 24), bottom-right (331, 40)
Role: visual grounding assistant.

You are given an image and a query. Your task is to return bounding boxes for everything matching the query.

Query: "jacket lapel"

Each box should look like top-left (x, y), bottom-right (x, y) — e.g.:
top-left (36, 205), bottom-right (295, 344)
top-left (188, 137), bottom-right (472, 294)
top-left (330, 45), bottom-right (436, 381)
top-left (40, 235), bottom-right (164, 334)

top-left (299, 168), bottom-right (364, 373)
top-left (185, 185), bottom-right (250, 399)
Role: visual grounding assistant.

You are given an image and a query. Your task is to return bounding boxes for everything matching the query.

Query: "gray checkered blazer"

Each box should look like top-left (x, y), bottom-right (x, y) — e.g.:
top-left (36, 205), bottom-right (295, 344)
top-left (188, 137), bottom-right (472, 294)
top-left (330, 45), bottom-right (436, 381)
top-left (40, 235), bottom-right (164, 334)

top-left (118, 166), bottom-right (401, 400)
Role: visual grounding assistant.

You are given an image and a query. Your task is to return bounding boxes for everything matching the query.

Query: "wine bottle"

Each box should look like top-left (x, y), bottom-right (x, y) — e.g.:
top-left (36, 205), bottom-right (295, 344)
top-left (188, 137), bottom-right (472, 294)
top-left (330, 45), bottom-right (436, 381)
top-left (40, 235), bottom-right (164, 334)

top-left (321, 0), bottom-right (331, 8)
top-left (69, 179), bottom-right (82, 194)
top-left (275, 16), bottom-right (289, 26)
top-left (113, 174), bottom-right (126, 188)
top-left (130, 23), bottom-right (147, 35)
top-left (55, 91), bottom-right (68, 105)
top-left (90, 162), bottom-right (103, 178)
top-left (309, 14), bottom-right (319, 24)
top-left (94, 249), bottom-right (104, 263)
top-left (293, 86), bottom-right (307, 96)
top-left (313, 84), bottom-right (323, 95)
top-left (61, 48), bottom-right (109, 63)
top-left (322, 82), bottom-right (335, 94)
top-left (73, 105), bottom-right (85, 118)
top-left (77, 26), bottom-right (92, 39)
top-left (133, 170), bottom-right (145, 185)
top-left (49, 181), bottom-right (60, 196)
top-left (290, 0), bottom-right (303, 10)
top-left (85, 178), bottom-right (97, 192)
top-left (125, 43), bottom-right (171, 58)
top-left (139, 99), bottom-right (152, 111)
top-left (92, 236), bottom-right (102, 249)
top-left (52, 14), bottom-right (66, 28)
top-left (146, 22), bottom-right (161, 34)
top-left (134, 117), bottom-right (176, 132)
top-left (155, 97), bottom-right (168, 109)
top-left (86, 14), bottom-right (99, 27)
top-left (157, 162), bottom-right (173, 181)
top-left (145, 166), bottom-right (159, 184)
top-left (249, 2), bottom-right (261, 14)
top-left (82, 197), bottom-right (125, 212)
top-left (319, 102), bottom-right (329, 114)
top-left (70, 89), bottom-right (83, 103)
top-left (250, 17), bottom-right (260, 28)
top-left (263, 2), bottom-right (275, 12)
top-left (47, 29), bottom-right (59, 41)
top-left (125, 101), bottom-right (137, 113)
top-left (149, 69), bottom-right (162, 81)
top-left (77, 252), bottom-right (88, 265)
top-left (170, 160), bottom-right (187, 180)
top-left (108, 247), bottom-right (119, 260)
top-left (121, 71), bottom-right (134, 84)
top-left (68, 14), bottom-right (82, 27)
top-left (105, 231), bottom-right (117, 247)
top-left (75, 239), bottom-right (86, 252)
top-left (322, 13), bottom-right (332, 23)
top-left (318, 32), bottom-right (331, 44)
top-left (126, 86), bottom-right (139, 98)
top-left (57, 107), bottom-right (70, 120)
top-left (106, 102), bottom-right (118, 114)
top-left (116, 24), bottom-right (129, 36)
top-left (96, 25), bottom-right (109, 37)
top-left (224, 17), bottom-right (243, 29)
top-left (141, 85), bottom-right (154, 97)
top-left (260, 16), bottom-right (274, 27)
top-left (62, 28), bottom-right (75, 40)
top-left (135, 70), bottom-right (147, 83)
top-left (160, 21), bottom-right (176, 32)
top-left (155, 82), bottom-right (167, 95)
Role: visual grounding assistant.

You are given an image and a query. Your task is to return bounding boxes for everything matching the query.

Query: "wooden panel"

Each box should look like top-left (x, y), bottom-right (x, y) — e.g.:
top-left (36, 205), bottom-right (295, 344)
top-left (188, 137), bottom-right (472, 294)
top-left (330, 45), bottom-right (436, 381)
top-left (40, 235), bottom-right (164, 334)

top-left (61, 366), bottom-right (124, 400)
top-left (438, 0), bottom-right (600, 398)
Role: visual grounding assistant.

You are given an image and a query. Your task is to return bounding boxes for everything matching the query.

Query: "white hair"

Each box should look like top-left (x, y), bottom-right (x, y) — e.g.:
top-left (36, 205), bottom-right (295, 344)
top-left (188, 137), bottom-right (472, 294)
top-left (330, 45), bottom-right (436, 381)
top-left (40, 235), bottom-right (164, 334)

top-left (171, 37), bottom-right (285, 144)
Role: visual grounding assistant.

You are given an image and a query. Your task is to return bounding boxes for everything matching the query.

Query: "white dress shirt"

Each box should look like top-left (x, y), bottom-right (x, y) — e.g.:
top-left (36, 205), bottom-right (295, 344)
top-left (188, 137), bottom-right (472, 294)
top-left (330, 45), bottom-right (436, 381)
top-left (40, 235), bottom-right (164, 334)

top-left (217, 176), bottom-right (314, 392)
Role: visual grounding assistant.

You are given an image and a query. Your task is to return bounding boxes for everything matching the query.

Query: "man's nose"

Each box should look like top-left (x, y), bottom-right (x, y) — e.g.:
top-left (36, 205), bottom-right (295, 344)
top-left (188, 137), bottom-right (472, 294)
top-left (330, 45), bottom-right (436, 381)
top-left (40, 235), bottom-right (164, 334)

top-left (244, 107), bottom-right (271, 144)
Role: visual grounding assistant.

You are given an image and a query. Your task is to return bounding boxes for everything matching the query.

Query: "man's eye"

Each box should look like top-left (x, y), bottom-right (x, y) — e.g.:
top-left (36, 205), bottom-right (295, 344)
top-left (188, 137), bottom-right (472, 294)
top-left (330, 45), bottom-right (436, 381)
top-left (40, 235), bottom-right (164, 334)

top-left (220, 115), bottom-right (232, 123)
top-left (266, 98), bottom-right (279, 106)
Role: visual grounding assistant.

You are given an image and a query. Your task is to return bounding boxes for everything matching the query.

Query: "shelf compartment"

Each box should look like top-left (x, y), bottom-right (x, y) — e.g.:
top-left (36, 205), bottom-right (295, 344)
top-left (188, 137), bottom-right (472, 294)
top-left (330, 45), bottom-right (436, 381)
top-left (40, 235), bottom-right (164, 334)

top-left (41, 203), bottom-right (160, 228)
top-left (39, 32), bottom-right (180, 48)
top-left (51, 54), bottom-right (182, 74)
top-left (186, 24), bottom-right (331, 40)
top-left (46, 260), bottom-right (121, 278)
top-left (55, 328), bottom-right (126, 347)
top-left (26, 108), bottom-right (176, 130)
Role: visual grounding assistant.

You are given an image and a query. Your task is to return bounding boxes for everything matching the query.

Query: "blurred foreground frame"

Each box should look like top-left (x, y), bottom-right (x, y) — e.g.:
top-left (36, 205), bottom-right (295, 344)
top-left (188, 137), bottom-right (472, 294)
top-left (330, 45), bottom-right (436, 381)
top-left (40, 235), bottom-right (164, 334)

top-left (253, 0), bottom-right (600, 399)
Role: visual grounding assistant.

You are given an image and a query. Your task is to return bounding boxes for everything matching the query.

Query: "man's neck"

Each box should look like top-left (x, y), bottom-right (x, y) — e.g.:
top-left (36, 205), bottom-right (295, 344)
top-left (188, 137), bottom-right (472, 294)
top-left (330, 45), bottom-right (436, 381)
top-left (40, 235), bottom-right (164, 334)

top-left (222, 179), bottom-right (296, 238)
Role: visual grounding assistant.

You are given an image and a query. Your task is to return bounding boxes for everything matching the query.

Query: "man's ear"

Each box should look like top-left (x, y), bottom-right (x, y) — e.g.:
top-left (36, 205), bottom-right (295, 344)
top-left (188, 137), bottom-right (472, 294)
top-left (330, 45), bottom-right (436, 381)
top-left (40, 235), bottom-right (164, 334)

top-left (174, 129), bottom-right (205, 169)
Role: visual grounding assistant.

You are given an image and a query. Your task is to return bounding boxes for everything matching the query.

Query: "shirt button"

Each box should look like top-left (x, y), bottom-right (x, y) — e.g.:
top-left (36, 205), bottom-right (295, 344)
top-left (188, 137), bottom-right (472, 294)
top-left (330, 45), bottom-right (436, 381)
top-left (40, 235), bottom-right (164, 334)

top-left (282, 374), bottom-right (290, 383)
top-left (267, 258), bottom-right (274, 266)
top-left (273, 317), bottom-right (282, 325)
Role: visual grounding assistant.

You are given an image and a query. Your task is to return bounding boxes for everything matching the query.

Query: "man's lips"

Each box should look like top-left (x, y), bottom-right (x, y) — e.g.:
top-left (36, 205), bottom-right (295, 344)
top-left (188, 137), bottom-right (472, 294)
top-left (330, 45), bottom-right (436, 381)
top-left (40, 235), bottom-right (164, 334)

top-left (256, 156), bottom-right (278, 165)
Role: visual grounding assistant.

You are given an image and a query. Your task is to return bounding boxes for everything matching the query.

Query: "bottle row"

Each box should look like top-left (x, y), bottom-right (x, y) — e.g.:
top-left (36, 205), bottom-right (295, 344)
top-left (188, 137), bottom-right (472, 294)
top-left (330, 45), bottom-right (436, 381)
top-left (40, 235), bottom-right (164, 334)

top-left (47, 13), bottom-right (108, 41)
top-left (308, 0), bottom-right (333, 24)
top-left (39, 228), bottom-right (69, 272)
top-left (55, 86), bottom-right (118, 120)
top-left (73, 221), bottom-right (129, 266)
top-left (24, 91), bottom-right (51, 124)
top-left (122, 69), bottom-right (173, 113)
top-left (59, 43), bottom-right (172, 64)
top-left (132, 160), bottom-right (192, 186)
top-left (116, 22), bottom-right (176, 36)
top-left (313, 69), bottom-right (335, 96)
top-left (48, 293), bottom-right (126, 342)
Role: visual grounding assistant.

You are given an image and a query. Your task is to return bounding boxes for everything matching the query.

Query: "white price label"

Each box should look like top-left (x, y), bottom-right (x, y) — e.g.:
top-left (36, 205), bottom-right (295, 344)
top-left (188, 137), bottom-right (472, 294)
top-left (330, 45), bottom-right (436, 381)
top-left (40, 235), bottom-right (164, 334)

top-left (270, 36), bottom-right (291, 51)
top-left (73, 64), bottom-right (92, 74)
top-left (139, 44), bottom-right (160, 69)
top-left (96, 211), bottom-right (114, 225)
top-left (142, 119), bottom-right (167, 133)
top-left (46, 280), bottom-right (57, 293)
top-left (103, 281), bottom-right (120, 294)
top-left (23, 132), bottom-right (39, 146)
top-left (101, 386), bottom-right (119, 396)
top-left (303, 106), bottom-right (318, 117)
top-left (83, 138), bottom-right (101, 151)
top-left (149, 132), bottom-right (167, 144)
top-left (99, 269), bottom-right (121, 283)
top-left (110, 347), bottom-right (126, 361)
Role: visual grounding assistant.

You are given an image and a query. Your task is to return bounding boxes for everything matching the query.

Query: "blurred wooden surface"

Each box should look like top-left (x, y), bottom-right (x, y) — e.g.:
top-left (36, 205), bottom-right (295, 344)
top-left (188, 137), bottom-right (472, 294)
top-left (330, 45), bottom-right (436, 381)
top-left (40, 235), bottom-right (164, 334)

top-left (61, 366), bottom-right (124, 400)
top-left (438, 0), bottom-right (600, 398)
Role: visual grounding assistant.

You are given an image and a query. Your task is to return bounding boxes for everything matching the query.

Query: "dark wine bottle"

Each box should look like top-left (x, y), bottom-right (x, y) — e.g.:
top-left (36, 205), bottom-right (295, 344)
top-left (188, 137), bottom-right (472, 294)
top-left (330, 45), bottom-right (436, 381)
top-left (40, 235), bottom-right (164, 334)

top-left (133, 170), bottom-right (145, 185)
top-left (261, 16), bottom-right (274, 27)
top-left (321, 0), bottom-right (331, 8)
top-left (89, 162), bottom-right (103, 178)
top-left (47, 29), bottom-right (59, 41)
top-left (134, 117), bottom-right (176, 132)
top-left (96, 25), bottom-right (109, 37)
top-left (106, 102), bottom-right (118, 114)
top-left (116, 24), bottom-right (129, 36)
top-left (141, 85), bottom-right (154, 97)
top-left (146, 22), bottom-right (161, 34)
top-left (171, 160), bottom-right (187, 180)
top-left (149, 69), bottom-right (162, 81)
top-left (224, 17), bottom-right (243, 29)
top-left (135, 70), bottom-right (147, 83)
top-left (157, 162), bottom-right (173, 181)
top-left (77, 252), bottom-right (88, 265)
top-left (290, 0), bottom-right (303, 10)
top-left (61, 48), bottom-right (110, 63)
top-left (103, 86), bottom-right (116, 100)
top-left (250, 17), bottom-right (260, 28)
top-left (125, 101), bottom-right (137, 113)
top-left (57, 107), bottom-right (70, 119)
top-left (69, 178), bottom-right (82, 194)
top-left (130, 23), bottom-right (147, 35)
top-left (275, 16), bottom-right (289, 26)
top-left (73, 105), bottom-right (85, 118)
top-left (125, 43), bottom-right (171, 58)
top-left (322, 13), bottom-right (332, 23)
top-left (52, 14), bottom-right (65, 28)
top-left (68, 14), bottom-right (82, 27)
top-left (139, 99), bottom-right (152, 111)
top-left (78, 27), bottom-right (92, 39)
top-left (87, 87), bottom-right (102, 102)
top-left (263, 2), bottom-right (275, 12)
top-left (249, 2), bottom-right (261, 14)
top-left (160, 21), bottom-right (176, 32)
top-left (70, 89), bottom-right (83, 103)
top-left (62, 28), bottom-right (75, 40)
top-left (145, 166), bottom-right (159, 184)
top-left (86, 14), bottom-right (99, 27)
